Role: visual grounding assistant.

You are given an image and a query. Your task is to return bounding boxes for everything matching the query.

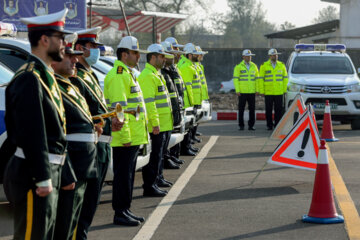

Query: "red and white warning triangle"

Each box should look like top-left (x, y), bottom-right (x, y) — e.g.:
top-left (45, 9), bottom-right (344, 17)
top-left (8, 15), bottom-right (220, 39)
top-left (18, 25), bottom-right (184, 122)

top-left (270, 94), bottom-right (306, 140)
top-left (268, 108), bottom-right (320, 171)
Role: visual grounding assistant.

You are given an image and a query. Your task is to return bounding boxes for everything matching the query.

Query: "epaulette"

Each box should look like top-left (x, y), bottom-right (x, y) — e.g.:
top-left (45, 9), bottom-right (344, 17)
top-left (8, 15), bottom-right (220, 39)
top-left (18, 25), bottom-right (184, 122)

top-left (26, 61), bottom-right (35, 72)
top-left (117, 66), bottom-right (123, 74)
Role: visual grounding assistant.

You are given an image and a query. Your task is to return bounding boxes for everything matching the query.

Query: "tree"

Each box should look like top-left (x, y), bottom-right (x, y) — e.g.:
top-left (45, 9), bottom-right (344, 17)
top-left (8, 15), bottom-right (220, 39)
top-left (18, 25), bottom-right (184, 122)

top-left (280, 21), bottom-right (296, 31)
top-left (219, 0), bottom-right (276, 48)
top-left (312, 6), bottom-right (339, 24)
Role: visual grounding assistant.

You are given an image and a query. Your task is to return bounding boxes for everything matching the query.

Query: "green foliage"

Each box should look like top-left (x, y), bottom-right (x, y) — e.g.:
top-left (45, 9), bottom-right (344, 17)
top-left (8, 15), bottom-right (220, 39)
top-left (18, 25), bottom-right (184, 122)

top-left (220, 0), bottom-right (276, 48)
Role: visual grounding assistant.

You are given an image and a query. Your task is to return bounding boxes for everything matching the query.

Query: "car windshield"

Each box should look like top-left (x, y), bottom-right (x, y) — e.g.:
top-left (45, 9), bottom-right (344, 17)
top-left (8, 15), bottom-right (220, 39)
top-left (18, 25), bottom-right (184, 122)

top-left (291, 56), bottom-right (354, 74)
top-left (0, 62), bottom-right (14, 84)
top-left (93, 59), bottom-right (113, 75)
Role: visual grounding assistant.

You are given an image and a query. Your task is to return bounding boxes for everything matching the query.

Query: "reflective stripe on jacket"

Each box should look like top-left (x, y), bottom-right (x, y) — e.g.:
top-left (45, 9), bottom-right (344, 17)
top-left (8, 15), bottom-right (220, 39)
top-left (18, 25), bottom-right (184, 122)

top-left (104, 60), bottom-right (149, 146)
top-left (259, 59), bottom-right (288, 95)
top-left (179, 57), bottom-right (202, 105)
top-left (138, 63), bottom-right (173, 133)
top-left (233, 60), bottom-right (259, 94)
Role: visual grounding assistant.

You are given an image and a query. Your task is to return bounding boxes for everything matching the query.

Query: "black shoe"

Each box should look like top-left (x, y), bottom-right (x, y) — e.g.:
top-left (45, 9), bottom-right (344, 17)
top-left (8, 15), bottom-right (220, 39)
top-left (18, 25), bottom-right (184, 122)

top-left (190, 146), bottom-right (199, 152)
top-left (192, 136), bottom-right (202, 143)
top-left (154, 184), bottom-right (168, 194)
top-left (164, 159), bottom-right (181, 169)
top-left (170, 156), bottom-right (185, 164)
top-left (114, 211), bottom-right (141, 226)
top-left (191, 140), bottom-right (196, 144)
top-left (181, 149), bottom-right (197, 156)
top-left (267, 127), bottom-right (273, 131)
top-left (143, 187), bottom-right (167, 197)
top-left (125, 209), bottom-right (145, 223)
top-left (196, 132), bottom-right (203, 136)
top-left (238, 126), bottom-right (244, 131)
top-left (157, 178), bottom-right (173, 187)
top-left (248, 126), bottom-right (256, 131)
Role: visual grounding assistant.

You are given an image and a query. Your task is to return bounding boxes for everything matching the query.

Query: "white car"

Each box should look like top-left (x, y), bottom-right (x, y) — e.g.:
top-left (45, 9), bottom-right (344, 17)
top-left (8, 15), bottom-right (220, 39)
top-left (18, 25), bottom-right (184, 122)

top-left (219, 79), bottom-right (235, 93)
top-left (285, 44), bottom-right (360, 129)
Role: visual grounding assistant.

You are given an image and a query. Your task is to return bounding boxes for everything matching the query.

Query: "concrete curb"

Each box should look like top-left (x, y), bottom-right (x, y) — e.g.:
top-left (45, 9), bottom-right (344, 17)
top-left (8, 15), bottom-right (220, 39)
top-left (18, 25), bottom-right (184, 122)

top-left (212, 110), bottom-right (274, 121)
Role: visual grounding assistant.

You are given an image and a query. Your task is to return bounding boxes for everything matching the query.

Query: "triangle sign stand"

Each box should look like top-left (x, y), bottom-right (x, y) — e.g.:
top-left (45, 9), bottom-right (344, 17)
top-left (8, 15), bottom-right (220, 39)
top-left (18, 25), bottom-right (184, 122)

top-left (268, 108), bottom-right (320, 171)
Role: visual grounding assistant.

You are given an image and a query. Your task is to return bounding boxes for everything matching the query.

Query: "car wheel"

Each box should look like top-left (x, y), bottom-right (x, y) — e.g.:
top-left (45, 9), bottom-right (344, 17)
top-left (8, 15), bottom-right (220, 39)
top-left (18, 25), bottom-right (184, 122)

top-left (351, 118), bottom-right (360, 130)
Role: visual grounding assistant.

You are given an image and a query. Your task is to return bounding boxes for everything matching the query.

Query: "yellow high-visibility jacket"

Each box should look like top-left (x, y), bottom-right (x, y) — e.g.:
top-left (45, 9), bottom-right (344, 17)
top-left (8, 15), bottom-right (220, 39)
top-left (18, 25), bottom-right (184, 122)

top-left (179, 57), bottom-right (202, 106)
top-left (138, 63), bottom-right (173, 133)
top-left (233, 60), bottom-right (259, 94)
top-left (259, 59), bottom-right (288, 95)
top-left (104, 60), bottom-right (148, 147)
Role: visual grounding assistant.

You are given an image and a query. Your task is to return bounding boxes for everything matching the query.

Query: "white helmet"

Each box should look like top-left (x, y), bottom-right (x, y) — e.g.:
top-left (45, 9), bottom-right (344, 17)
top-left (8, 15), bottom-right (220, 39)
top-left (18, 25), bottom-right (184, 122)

top-left (147, 43), bottom-right (174, 59)
top-left (242, 49), bottom-right (255, 56)
top-left (268, 48), bottom-right (281, 55)
top-left (183, 43), bottom-right (202, 55)
top-left (117, 36), bottom-right (148, 53)
top-left (164, 37), bottom-right (184, 48)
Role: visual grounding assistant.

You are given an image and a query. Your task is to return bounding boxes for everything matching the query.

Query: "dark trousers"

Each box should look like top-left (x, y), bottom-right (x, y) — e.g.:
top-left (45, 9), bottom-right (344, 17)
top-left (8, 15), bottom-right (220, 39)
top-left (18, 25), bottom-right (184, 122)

top-left (181, 130), bottom-right (192, 153)
top-left (238, 94), bottom-right (255, 128)
top-left (4, 157), bottom-right (61, 240)
top-left (54, 180), bottom-right (87, 240)
top-left (76, 145), bottom-right (109, 240)
top-left (191, 125), bottom-right (198, 140)
top-left (142, 132), bottom-right (166, 189)
top-left (159, 131), bottom-right (172, 179)
top-left (265, 95), bottom-right (284, 128)
top-left (112, 146), bottom-right (139, 215)
top-left (170, 143), bottom-right (180, 158)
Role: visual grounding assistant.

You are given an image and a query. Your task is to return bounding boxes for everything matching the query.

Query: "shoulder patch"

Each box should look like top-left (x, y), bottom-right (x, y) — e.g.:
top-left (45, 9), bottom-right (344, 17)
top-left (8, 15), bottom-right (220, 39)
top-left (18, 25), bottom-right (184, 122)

top-left (117, 66), bottom-right (123, 74)
top-left (26, 62), bottom-right (35, 72)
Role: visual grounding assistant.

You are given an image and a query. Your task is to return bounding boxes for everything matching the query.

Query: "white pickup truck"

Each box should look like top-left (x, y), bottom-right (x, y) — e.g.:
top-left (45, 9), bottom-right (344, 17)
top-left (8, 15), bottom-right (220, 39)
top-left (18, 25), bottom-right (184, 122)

top-left (285, 44), bottom-right (360, 130)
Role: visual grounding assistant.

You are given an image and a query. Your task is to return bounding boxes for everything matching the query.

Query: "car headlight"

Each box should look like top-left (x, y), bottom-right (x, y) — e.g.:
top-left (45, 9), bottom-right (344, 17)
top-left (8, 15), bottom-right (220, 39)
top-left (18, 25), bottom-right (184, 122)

top-left (347, 83), bottom-right (360, 92)
top-left (288, 83), bottom-right (305, 92)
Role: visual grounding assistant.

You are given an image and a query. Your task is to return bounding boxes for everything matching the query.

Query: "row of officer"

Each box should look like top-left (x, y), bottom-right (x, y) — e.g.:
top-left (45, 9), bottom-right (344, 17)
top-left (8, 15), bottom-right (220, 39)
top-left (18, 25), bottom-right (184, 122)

top-left (2, 9), bottom-right (124, 239)
top-left (232, 49), bottom-right (288, 131)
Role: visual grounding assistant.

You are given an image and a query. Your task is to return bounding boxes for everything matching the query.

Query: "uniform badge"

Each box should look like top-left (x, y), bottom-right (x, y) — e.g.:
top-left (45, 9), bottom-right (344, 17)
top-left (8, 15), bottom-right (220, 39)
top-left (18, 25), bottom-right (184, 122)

top-left (51, 85), bottom-right (60, 100)
top-left (117, 66), bottom-right (123, 74)
top-left (266, 70), bottom-right (271, 74)
top-left (241, 70), bottom-right (246, 73)
top-left (67, 86), bottom-right (77, 99)
top-left (158, 86), bottom-right (165, 92)
top-left (131, 86), bottom-right (140, 93)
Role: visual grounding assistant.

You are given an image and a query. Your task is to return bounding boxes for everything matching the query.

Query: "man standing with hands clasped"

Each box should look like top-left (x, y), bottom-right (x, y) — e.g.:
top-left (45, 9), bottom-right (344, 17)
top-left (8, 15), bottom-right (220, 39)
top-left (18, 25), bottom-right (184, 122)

top-left (104, 36), bottom-right (149, 226)
top-left (233, 49), bottom-right (259, 131)
top-left (259, 48), bottom-right (288, 131)
top-left (4, 9), bottom-right (70, 239)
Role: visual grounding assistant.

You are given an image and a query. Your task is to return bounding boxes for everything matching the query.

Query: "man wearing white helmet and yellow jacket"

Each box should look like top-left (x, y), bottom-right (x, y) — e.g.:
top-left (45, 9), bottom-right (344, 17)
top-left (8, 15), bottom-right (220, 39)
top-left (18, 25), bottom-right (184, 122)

top-left (138, 44), bottom-right (174, 197)
top-left (233, 49), bottom-right (259, 131)
top-left (104, 36), bottom-right (149, 226)
top-left (259, 48), bottom-right (288, 131)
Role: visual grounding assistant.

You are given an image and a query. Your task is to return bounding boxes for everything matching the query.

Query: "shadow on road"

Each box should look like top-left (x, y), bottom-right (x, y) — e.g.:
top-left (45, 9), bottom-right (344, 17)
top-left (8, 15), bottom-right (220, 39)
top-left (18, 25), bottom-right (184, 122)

top-left (166, 186), bottom-right (299, 207)
top-left (219, 220), bottom-right (316, 240)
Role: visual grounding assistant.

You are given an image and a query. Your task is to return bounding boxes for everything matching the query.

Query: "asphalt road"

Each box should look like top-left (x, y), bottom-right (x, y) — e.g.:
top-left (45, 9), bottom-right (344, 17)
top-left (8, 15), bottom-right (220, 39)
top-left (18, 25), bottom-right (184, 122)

top-left (1, 120), bottom-right (359, 240)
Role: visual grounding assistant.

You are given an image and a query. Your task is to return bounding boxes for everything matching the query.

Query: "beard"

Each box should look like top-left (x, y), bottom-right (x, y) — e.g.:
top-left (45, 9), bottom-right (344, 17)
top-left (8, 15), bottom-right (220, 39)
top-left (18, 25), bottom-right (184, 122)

top-left (48, 48), bottom-right (63, 62)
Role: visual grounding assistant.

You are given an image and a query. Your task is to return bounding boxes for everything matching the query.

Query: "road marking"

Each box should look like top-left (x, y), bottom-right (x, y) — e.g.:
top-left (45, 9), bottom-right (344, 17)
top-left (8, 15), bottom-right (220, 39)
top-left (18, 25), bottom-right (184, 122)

top-left (328, 146), bottom-right (360, 240)
top-left (133, 136), bottom-right (219, 240)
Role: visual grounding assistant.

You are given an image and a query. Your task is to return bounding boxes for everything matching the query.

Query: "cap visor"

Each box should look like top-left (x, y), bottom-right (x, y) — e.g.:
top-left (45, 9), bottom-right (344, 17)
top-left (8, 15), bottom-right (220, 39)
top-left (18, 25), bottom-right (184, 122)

top-left (137, 49), bottom-right (150, 54)
top-left (59, 29), bottom-right (74, 35)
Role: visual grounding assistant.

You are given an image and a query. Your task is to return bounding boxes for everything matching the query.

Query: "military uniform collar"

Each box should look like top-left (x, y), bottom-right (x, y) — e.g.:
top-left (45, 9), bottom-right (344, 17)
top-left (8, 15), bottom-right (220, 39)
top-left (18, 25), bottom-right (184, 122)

top-left (76, 62), bottom-right (92, 73)
top-left (54, 73), bottom-right (70, 82)
top-left (145, 63), bottom-right (160, 74)
top-left (30, 54), bottom-right (54, 73)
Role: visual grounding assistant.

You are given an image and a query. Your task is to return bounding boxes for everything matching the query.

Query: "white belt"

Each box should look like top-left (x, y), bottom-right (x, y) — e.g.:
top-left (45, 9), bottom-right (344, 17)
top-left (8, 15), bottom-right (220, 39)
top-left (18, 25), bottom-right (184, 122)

top-left (66, 133), bottom-right (97, 142)
top-left (98, 135), bottom-right (112, 143)
top-left (15, 147), bottom-right (66, 165)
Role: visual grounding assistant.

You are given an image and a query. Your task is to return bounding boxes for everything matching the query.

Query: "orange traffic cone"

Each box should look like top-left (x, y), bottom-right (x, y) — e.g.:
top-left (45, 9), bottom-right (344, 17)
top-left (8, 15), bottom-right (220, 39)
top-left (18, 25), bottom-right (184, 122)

top-left (320, 100), bottom-right (338, 142)
top-left (302, 140), bottom-right (343, 224)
